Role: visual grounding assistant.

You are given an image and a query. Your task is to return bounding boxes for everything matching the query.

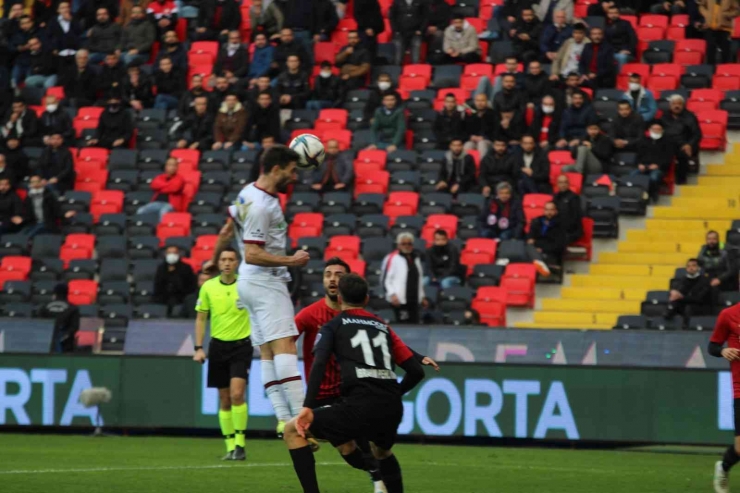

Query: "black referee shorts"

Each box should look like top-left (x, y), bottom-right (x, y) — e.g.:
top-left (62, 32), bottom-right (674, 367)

top-left (207, 337), bottom-right (254, 389)
top-left (309, 394), bottom-right (403, 450)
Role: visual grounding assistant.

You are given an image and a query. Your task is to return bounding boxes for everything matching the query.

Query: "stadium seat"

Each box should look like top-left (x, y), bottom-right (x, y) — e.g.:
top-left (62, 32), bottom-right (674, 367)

top-left (156, 213), bottom-right (192, 244)
top-left (383, 191), bottom-right (419, 219)
top-left (324, 235), bottom-right (361, 260)
top-left (500, 264), bottom-right (536, 308)
top-left (421, 215), bottom-right (458, 244)
top-left (675, 39), bottom-right (706, 64)
top-left (354, 170), bottom-right (390, 197)
top-left (68, 279), bottom-right (98, 305)
top-left (460, 238), bottom-right (497, 276)
top-left (1, 256), bottom-right (32, 276)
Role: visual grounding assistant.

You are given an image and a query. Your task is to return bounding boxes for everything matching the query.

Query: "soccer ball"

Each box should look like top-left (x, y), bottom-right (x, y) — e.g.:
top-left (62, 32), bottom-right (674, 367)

top-left (289, 134), bottom-right (326, 170)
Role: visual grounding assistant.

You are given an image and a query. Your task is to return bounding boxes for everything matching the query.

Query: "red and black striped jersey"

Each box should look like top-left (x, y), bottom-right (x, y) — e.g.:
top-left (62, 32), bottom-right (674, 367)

top-left (295, 299), bottom-right (342, 400)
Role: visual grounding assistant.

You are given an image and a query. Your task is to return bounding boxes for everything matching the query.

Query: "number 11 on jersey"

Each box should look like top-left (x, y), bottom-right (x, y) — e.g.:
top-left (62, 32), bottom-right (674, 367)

top-left (350, 329), bottom-right (392, 370)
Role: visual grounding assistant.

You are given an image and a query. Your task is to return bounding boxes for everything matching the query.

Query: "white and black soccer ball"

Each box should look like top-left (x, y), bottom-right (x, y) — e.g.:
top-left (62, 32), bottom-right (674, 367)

top-left (289, 134), bottom-right (326, 170)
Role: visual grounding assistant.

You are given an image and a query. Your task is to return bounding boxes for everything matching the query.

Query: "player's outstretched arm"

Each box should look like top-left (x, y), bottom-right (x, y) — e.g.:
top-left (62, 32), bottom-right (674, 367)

top-left (397, 356), bottom-right (425, 395)
top-left (244, 243), bottom-right (310, 268)
top-left (203, 220), bottom-right (235, 274)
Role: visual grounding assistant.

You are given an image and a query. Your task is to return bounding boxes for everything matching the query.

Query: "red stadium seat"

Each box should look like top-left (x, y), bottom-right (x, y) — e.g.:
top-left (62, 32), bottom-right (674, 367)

top-left (617, 63), bottom-right (650, 90)
top-left (435, 88), bottom-right (469, 105)
top-left (0, 271), bottom-right (27, 289)
top-left (346, 259), bottom-right (366, 276)
top-left (354, 170), bottom-right (389, 197)
top-left (470, 298), bottom-right (506, 326)
top-left (190, 41), bottom-right (219, 58)
top-left (170, 149), bottom-right (200, 171)
top-left (77, 147), bottom-right (110, 169)
top-left (383, 191), bottom-right (419, 219)
top-left (191, 235), bottom-right (219, 266)
top-left (493, 63), bottom-right (523, 75)
top-left (713, 75), bottom-right (740, 91)
top-left (317, 109), bottom-right (348, 129)
top-left (156, 212), bottom-right (192, 244)
top-left (651, 63), bottom-right (683, 79)
top-left (666, 26), bottom-right (686, 39)
top-left (522, 193), bottom-right (553, 227)
top-left (639, 14), bottom-right (669, 28)
top-left (46, 86), bottom-right (65, 100)
top-left (314, 42), bottom-right (338, 64)
top-left (188, 51), bottom-right (214, 65)
top-left (60, 234), bottom-right (95, 267)
top-left (74, 169), bottom-right (108, 193)
top-left (671, 14), bottom-right (689, 26)
top-left (675, 39), bottom-right (706, 64)
top-left (91, 190), bottom-right (124, 221)
top-left (421, 214), bottom-right (458, 244)
top-left (565, 217), bottom-right (594, 261)
top-left (68, 280), bottom-right (98, 305)
top-left (463, 64), bottom-right (494, 78)
top-left (622, 14), bottom-right (638, 29)
top-left (75, 331), bottom-right (97, 348)
top-left (564, 172), bottom-right (583, 195)
top-left (475, 286), bottom-right (508, 304)
top-left (548, 150), bottom-right (575, 166)
top-left (500, 264), bottom-right (536, 307)
top-left (398, 76), bottom-right (430, 92)
top-left (465, 17), bottom-right (485, 33)
top-left (646, 74), bottom-right (677, 92)
top-left (355, 150), bottom-right (387, 171)
top-left (187, 64), bottom-right (214, 80)
top-left (77, 107), bottom-right (104, 121)
top-left (697, 110), bottom-right (729, 150)
top-left (289, 213), bottom-right (324, 246)
top-left (402, 64), bottom-right (432, 83)
top-left (690, 88), bottom-right (723, 103)
top-left (460, 239), bottom-right (497, 276)
top-left (325, 235), bottom-right (361, 260)
top-left (0, 256), bottom-right (32, 275)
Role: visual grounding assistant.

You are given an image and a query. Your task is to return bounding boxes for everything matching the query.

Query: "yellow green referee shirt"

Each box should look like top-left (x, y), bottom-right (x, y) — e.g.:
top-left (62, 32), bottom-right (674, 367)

top-left (195, 277), bottom-right (251, 341)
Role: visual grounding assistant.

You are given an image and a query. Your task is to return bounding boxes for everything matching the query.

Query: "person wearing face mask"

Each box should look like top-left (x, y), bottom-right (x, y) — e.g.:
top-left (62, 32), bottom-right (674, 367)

top-left (87, 96), bottom-right (134, 149)
top-left (368, 93), bottom-right (405, 153)
top-left (512, 134), bottom-right (551, 194)
top-left (335, 30), bottom-right (371, 95)
top-left (213, 93), bottom-right (248, 150)
top-left (21, 174), bottom-right (76, 237)
top-left (119, 5), bottom-right (155, 67)
top-left (363, 73), bottom-right (400, 122)
top-left (550, 23), bottom-right (590, 81)
top-left (478, 139), bottom-right (516, 197)
top-left (146, 0), bottom-right (178, 38)
top-left (529, 94), bottom-right (562, 149)
top-left (247, 33), bottom-right (275, 84)
top-left (194, 0), bottom-right (242, 42)
top-left (479, 181), bottom-right (524, 239)
top-left (214, 30), bottom-right (250, 84)
top-left (433, 94), bottom-right (467, 151)
top-left (39, 96), bottom-right (74, 145)
top-left (137, 157), bottom-right (186, 218)
top-left (465, 93), bottom-right (496, 156)
top-left (35, 133), bottom-right (76, 194)
top-left (563, 120), bottom-right (612, 175)
top-left (664, 258), bottom-right (712, 326)
top-left (309, 139), bottom-right (353, 192)
top-left (621, 73), bottom-right (656, 122)
top-left (437, 139), bottom-right (477, 196)
top-left (539, 10), bottom-right (573, 62)
top-left (122, 63), bottom-right (155, 111)
top-left (382, 232), bottom-right (428, 324)
top-left (307, 62), bottom-right (341, 110)
top-left (609, 100), bottom-right (644, 152)
top-left (632, 120), bottom-right (676, 202)
top-left (154, 245), bottom-right (198, 313)
top-left (24, 37), bottom-right (59, 89)
top-left (510, 8), bottom-right (543, 64)
top-left (698, 230), bottom-right (736, 292)
top-left (439, 14), bottom-right (481, 64)
top-left (425, 229), bottom-right (462, 290)
top-left (523, 60), bottom-right (550, 107)
top-left (156, 30), bottom-right (189, 71)
top-left (87, 8), bottom-right (123, 65)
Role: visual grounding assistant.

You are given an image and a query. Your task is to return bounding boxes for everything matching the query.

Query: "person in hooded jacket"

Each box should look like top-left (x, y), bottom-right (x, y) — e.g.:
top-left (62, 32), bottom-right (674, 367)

top-left (87, 95), bottom-right (134, 149)
top-left (425, 229), bottom-right (462, 289)
top-left (465, 93), bottom-right (496, 156)
top-left (307, 61), bottom-right (342, 110)
top-left (632, 120), bottom-right (676, 202)
top-left (36, 133), bottom-right (76, 194)
top-left (621, 73), bottom-right (657, 122)
top-left (479, 181), bottom-right (524, 240)
top-left (39, 95), bottom-right (74, 145)
top-left (242, 90), bottom-right (282, 146)
top-left (212, 93), bottom-right (247, 150)
top-left (433, 93), bottom-right (467, 150)
top-left (436, 139), bottom-right (477, 195)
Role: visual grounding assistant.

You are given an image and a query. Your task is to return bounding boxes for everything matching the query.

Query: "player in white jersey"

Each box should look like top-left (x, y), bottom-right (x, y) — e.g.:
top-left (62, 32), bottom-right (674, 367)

top-left (208, 146), bottom-right (311, 438)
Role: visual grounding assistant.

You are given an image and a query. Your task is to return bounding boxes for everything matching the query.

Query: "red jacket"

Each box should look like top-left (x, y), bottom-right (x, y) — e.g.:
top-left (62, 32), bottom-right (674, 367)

top-left (150, 173), bottom-right (185, 212)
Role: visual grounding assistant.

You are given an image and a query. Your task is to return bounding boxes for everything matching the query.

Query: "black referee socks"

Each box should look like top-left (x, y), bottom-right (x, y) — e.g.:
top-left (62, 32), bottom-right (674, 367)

top-left (723, 445), bottom-right (740, 472)
top-left (379, 454), bottom-right (404, 493)
top-left (341, 448), bottom-right (366, 471)
top-left (289, 446), bottom-right (320, 493)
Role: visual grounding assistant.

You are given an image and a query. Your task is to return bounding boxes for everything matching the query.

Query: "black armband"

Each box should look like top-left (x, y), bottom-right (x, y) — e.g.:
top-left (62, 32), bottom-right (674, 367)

top-left (708, 342), bottom-right (724, 358)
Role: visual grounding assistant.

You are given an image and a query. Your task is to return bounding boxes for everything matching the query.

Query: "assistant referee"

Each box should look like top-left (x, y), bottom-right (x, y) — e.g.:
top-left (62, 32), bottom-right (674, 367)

top-left (193, 246), bottom-right (253, 461)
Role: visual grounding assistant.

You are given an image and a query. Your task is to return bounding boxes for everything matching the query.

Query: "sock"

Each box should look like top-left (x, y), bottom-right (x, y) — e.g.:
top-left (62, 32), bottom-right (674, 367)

top-left (218, 409), bottom-right (235, 452)
top-left (289, 445), bottom-right (320, 493)
top-left (231, 403), bottom-right (248, 448)
top-left (723, 445), bottom-right (740, 472)
top-left (274, 353), bottom-right (305, 417)
top-left (262, 359), bottom-right (292, 421)
top-left (342, 448), bottom-right (367, 471)
top-left (356, 437), bottom-right (383, 482)
top-left (379, 454), bottom-right (403, 493)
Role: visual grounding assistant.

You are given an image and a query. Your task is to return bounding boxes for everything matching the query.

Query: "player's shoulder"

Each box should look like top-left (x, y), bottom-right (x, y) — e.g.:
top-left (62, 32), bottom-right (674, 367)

top-left (339, 309), bottom-right (388, 330)
top-left (720, 303), bottom-right (740, 321)
top-left (200, 276), bottom-right (222, 292)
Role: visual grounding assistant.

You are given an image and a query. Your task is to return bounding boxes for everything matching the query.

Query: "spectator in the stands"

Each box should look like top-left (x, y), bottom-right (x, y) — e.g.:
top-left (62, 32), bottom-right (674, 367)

top-left (427, 0), bottom-right (453, 54)
top-left (242, 90), bottom-right (282, 146)
top-left (368, 93), bottom-right (405, 152)
top-left (364, 72), bottom-right (401, 121)
top-left (9, 15), bottom-right (42, 88)
top-left (78, 0), bottom-right (119, 30)
top-left (336, 30), bottom-right (372, 94)
top-left (250, 0), bottom-right (284, 40)
top-left (633, 120), bottom-right (676, 202)
top-left (120, 5), bottom-right (156, 66)
top-left (524, 60), bottom-right (550, 107)
top-left (494, 73), bottom-right (526, 115)
top-left (511, 8), bottom-right (543, 64)
top-left (610, 100), bottom-right (645, 152)
top-left (137, 157), bottom-right (185, 218)
top-left (529, 94), bottom-right (562, 149)
top-left (437, 139), bottom-right (477, 196)
top-left (0, 177), bottom-right (25, 236)
top-left (146, 0), bottom-right (178, 38)
top-left (213, 93), bottom-right (247, 150)
top-left (60, 50), bottom-right (98, 108)
top-left (556, 91), bottom-right (596, 149)
top-left (210, 75), bottom-right (235, 110)
top-left (247, 135), bottom-right (278, 182)
top-left (40, 283), bottom-right (80, 353)
top-left (622, 73), bottom-right (657, 122)
top-left (276, 55), bottom-right (310, 110)
top-left (425, 229), bottom-right (462, 289)
top-left (308, 61), bottom-right (342, 110)
top-left (181, 271), bottom-right (214, 319)
top-left (498, 0), bottom-right (536, 34)
top-left (194, 0), bottom-right (242, 42)
top-left (24, 37), bottom-right (58, 90)
top-left (97, 51), bottom-right (127, 103)
top-left (176, 96), bottom-right (215, 150)
top-left (22, 173), bottom-right (76, 237)
top-left (586, 0), bottom-right (612, 16)
top-left (271, 28), bottom-right (310, 75)
top-left (698, 0), bottom-right (738, 64)
top-left (49, 2), bottom-right (84, 64)
top-left (514, 134), bottom-right (551, 194)
top-left (479, 181), bottom-right (524, 239)
top-left (651, 0), bottom-right (687, 13)
top-left (36, 133), bottom-right (76, 194)
top-left (534, 0), bottom-right (574, 23)
top-left (605, 6), bottom-right (637, 71)
top-left (434, 93), bottom-right (467, 150)
top-left (551, 23), bottom-right (589, 81)
top-left (88, 95), bottom-right (134, 149)
top-left (154, 245), bottom-right (198, 313)
top-left (526, 201), bottom-right (564, 276)
top-left (698, 230), bottom-right (735, 291)
top-left (123, 63), bottom-right (155, 111)
top-left (154, 55), bottom-right (186, 110)
top-left (479, 139), bottom-right (516, 197)
top-left (157, 30), bottom-right (188, 70)
top-left (389, 0), bottom-right (426, 65)
top-left (465, 93), bottom-right (496, 156)
top-left (563, 120), bottom-right (612, 175)
top-left (248, 33), bottom-right (275, 84)
top-left (476, 56), bottom-right (524, 103)
top-left (382, 231), bottom-right (427, 324)
top-left (553, 174), bottom-right (583, 244)
top-left (309, 139), bottom-right (353, 192)
top-left (0, 153), bottom-right (29, 187)
top-left (1, 98), bottom-right (41, 148)
top-left (493, 108), bottom-right (527, 147)
top-left (87, 8), bottom-right (123, 64)
top-left (664, 258), bottom-right (712, 326)
top-left (440, 13), bottom-right (481, 64)
top-left (39, 96), bottom-right (74, 145)
top-left (558, 72), bottom-right (586, 108)
top-left (214, 30), bottom-right (250, 84)
top-left (355, 0), bottom-right (385, 59)
top-left (540, 10), bottom-right (572, 62)
top-left (661, 94), bottom-right (701, 185)
top-left (578, 27), bottom-right (616, 89)
top-left (177, 74), bottom-right (208, 119)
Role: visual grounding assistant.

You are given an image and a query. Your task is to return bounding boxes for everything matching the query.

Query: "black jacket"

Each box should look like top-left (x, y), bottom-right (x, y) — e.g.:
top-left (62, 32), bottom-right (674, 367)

top-left (553, 189), bottom-right (583, 242)
top-left (39, 109), bottom-right (74, 142)
top-left (480, 197), bottom-right (524, 239)
top-left (122, 74), bottom-right (156, 108)
top-left (579, 42), bottom-right (617, 78)
top-left (529, 107), bottom-right (562, 146)
top-left (493, 88), bottom-right (526, 115)
top-left (77, 0), bottom-right (120, 29)
top-left (528, 215), bottom-right (567, 256)
top-left (559, 103), bottom-right (596, 140)
top-left (426, 243), bottom-right (461, 280)
top-left (273, 40), bottom-right (310, 71)
top-left (243, 103), bottom-right (282, 142)
top-left (28, 50), bottom-right (56, 76)
top-left (94, 109), bottom-right (134, 146)
top-left (59, 64), bottom-right (98, 103)
top-left (176, 111), bottom-right (215, 149)
top-left (214, 45), bottom-right (250, 79)
top-left (479, 150), bottom-right (516, 189)
top-left (661, 109), bottom-right (702, 154)
top-left (177, 88), bottom-right (211, 119)
top-left (609, 112), bottom-right (644, 150)
top-left (41, 300), bottom-right (80, 353)
top-left (637, 136), bottom-right (676, 172)
top-left (433, 109), bottom-right (467, 148)
top-left (439, 152), bottom-right (477, 192)
top-left (499, 0), bottom-right (534, 20)
top-left (512, 17), bottom-right (543, 53)
top-left (389, 0), bottom-right (427, 36)
top-left (153, 260), bottom-right (198, 306)
top-left (154, 68), bottom-right (186, 98)
top-left (196, 0), bottom-right (242, 32)
top-left (1, 110), bottom-right (41, 147)
top-left (697, 245), bottom-right (733, 284)
top-left (37, 146), bottom-right (76, 193)
top-left (156, 43), bottom-right (189, 71)
top-left (605, 18), bottom-right (637, 54)
top-left (465, 108), bottom-right (496, 140)
top-left (276, 70), bottom-right (311, 109)
top-left (583, 132), bottom-right (613, 166)
top-left (510, 148), bottom-right (550, 185)
top-left (312, 75), bottom-right (342, 106)
top-left (493, 112), bottom-right (526, 143)
top-left (355, 0), bottom-right (386, 33)
top-left (523, 72), bottom-right (551, 104)
top-left (22, 187), bottom-right (65, 231)
top-left (0, 189), bottom-right (24, 226)
top-left (676, 275), bottom-right (712, 305)
top-left (97, 61), bottom-right (127, 101)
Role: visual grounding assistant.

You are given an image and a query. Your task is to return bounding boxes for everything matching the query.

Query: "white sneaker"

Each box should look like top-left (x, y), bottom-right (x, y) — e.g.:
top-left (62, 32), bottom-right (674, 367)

top-left (533, 260), bottom-right (551, 277)
top-left (373, 481), bottom-right (388, 493)
top-left (715, 460), bottom-right (730, 493)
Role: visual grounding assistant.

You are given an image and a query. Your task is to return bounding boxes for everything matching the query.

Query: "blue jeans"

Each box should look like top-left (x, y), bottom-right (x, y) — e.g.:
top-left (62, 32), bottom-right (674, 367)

top-left (613, 52), bottom-right (633, 73)
top-left (25, 74), bottom-right (58, 89)
top-left (306, 100), bottom-right (334, 111)
top-left (137, 201), bottom-right (174, 220)
top-left (121, 52), bottom-right (150, 67)
top-left (154, 94), bottom-right (180, 110)
top-left (630, 168), bottom-right (663, 199)
top-left (22, 223), bottom-right (50, 238)
top-left (11, 65), bottom-right (30, 87)
top-left (423, 276), bottom-right (462, 290)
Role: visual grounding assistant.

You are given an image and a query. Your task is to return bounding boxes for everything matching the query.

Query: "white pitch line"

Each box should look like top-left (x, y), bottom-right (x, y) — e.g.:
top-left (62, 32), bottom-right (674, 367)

top-left (0, 462), bottom-right (344, 475)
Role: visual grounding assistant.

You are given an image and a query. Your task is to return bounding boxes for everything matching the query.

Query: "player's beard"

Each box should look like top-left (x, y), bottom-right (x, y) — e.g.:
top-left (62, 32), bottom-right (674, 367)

top-left (326, 288), bottom-right (338, 302)
top-left (276, 175), bottom-right (292, 193)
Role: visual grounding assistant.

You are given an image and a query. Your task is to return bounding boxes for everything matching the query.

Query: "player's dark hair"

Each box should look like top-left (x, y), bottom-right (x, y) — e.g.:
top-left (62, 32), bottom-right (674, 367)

top-left (573, 22), bottom-right (586, 32)
top-left (338, 273), bottom-right (368, 306)
top-left (687, 258), bottom-right (699, 264)
top-left (219, 246), bottom-right (239, 258)
top-left (325, 257), bottom-right (351, 274)
top-left (261, 145), bottom-right (301, 173)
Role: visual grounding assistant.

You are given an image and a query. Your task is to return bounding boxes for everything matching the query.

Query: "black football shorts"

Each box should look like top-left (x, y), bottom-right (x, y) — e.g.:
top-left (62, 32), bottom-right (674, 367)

top-left (207, 337), bottom-right (253, 389)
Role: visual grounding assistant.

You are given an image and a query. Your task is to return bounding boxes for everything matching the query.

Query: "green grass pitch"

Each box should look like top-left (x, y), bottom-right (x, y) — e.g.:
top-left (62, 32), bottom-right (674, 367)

top-left (0, 434), bottom-right (716, 492)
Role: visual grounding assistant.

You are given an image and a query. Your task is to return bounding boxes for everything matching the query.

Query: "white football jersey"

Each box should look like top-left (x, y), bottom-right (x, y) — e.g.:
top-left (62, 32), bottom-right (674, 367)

top-left (228, 183), bottom-right (291, 281)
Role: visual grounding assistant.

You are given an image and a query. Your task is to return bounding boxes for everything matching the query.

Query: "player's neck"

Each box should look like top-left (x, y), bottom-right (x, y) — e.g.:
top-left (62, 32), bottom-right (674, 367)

top-left (324, 296), bottom-right (341, 311)
top-left (340, 303), bottom-right (364, 312)
top-left (255, 174), bottom-right (278, 195)
top-left (219, 273), bottom-right (236, 284)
